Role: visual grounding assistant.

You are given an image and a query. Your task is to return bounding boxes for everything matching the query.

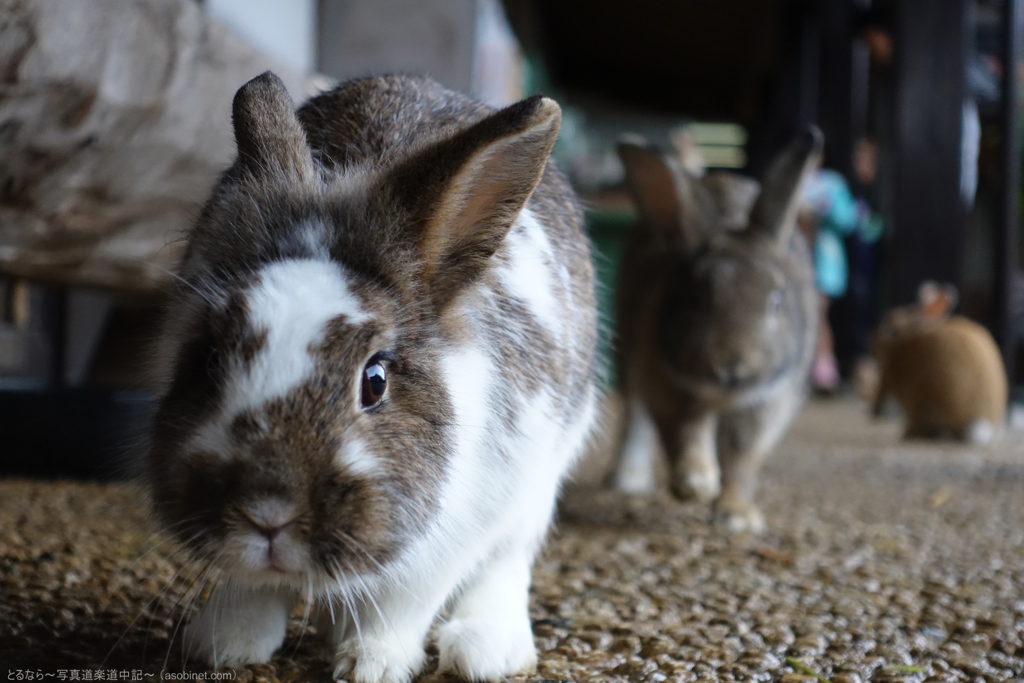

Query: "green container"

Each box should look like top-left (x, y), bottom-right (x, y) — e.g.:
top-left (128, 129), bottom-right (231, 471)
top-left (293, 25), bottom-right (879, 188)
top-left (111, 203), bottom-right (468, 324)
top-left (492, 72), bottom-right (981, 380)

top-left (585, 207), bottom-right (636, 388)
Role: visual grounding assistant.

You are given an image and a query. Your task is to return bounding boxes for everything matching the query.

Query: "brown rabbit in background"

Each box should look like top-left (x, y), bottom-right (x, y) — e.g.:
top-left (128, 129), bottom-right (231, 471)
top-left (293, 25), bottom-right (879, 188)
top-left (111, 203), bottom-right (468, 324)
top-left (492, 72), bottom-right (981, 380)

top-left (872, 281), bottom-right (1006, 443)
top-left (612, 128), bottom-right (822, 533)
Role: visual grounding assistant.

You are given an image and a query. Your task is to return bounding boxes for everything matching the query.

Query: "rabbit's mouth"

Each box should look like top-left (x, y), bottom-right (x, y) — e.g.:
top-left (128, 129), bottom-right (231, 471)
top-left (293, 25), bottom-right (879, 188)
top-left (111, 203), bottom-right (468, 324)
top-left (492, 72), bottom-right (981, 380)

top-left (712, 365), bottom-right (763, 390)
top-left (232, 526), bottom-right (310, 579)
top-left (665, 361), bottom-right (793, 407)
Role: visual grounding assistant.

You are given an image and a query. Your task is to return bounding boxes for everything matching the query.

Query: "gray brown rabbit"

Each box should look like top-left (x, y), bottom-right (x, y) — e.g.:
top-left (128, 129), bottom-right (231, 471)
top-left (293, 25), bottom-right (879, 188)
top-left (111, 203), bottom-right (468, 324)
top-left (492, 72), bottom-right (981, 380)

top-left (612, 128), bottom-right (822, 533)
top-left (147, 72), bottom-right (599, 682)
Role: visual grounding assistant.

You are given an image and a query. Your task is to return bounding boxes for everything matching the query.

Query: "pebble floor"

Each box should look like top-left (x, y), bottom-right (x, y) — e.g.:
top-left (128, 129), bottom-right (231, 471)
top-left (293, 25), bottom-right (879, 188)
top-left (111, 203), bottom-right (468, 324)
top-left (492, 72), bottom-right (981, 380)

top-left (2, 398), bottom-right (1023, 682)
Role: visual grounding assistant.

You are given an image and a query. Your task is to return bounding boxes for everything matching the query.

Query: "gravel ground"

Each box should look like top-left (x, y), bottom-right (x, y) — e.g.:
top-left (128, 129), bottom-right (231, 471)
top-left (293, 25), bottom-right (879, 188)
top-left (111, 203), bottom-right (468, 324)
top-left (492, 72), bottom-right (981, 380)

top-left (2, 397), bottom-right (1023, 682)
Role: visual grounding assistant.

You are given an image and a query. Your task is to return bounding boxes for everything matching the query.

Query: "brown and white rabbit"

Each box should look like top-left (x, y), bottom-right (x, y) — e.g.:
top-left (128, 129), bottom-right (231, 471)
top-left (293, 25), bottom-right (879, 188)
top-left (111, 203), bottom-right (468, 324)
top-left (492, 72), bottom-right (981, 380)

top-left (872, 281), bottom-right (1006, 443)
top-left (612, 128), bottom-right (821, 533)
top-left (146, 72), bottom-right (599, 682)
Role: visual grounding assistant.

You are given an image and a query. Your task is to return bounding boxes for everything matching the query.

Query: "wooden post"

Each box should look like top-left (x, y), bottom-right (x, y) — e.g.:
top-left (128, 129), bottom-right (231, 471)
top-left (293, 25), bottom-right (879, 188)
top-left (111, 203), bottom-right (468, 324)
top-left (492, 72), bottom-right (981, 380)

top-left (996, 0), bottom-right (1022, 384)
top-left (817, 0), bottom-right (856, 178)
top-left (890, 0), bottom-right (969, 306)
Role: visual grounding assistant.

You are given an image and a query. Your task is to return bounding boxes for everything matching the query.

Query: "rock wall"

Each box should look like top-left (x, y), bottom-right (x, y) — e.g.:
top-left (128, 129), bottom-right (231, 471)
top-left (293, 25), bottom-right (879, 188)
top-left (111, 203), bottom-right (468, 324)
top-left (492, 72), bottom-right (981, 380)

top-left (0, 0), bottom-right (318, 291)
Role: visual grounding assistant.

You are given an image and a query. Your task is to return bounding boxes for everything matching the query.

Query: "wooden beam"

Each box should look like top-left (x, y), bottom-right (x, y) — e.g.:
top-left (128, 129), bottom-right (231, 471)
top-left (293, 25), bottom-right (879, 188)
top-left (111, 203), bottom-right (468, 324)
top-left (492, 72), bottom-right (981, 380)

top-left (890, 0), bottom-right (969, 305)
top-left (996, 0), bottom-right (1023, 384)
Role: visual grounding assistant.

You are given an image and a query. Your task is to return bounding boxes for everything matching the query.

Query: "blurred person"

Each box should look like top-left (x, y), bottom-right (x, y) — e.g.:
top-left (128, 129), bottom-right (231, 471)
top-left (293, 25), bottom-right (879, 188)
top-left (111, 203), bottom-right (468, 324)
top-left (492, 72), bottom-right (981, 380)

top-left (842, 137), bottom-right (886, 392)
top-left (800, 144), bottom-right (883, 392)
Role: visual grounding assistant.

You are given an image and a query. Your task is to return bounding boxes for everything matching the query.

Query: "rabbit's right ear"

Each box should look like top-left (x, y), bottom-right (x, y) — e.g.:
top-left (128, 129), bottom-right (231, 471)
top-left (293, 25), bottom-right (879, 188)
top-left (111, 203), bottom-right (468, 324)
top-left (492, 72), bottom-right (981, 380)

top-left (749, 126), bottom-right (823, 249)
top-left (385, 94), bottom-right (561, 307)
top-left (617, 138), bottom-right (709, 251)
top-left (918, 281), bottom-right (958, 321)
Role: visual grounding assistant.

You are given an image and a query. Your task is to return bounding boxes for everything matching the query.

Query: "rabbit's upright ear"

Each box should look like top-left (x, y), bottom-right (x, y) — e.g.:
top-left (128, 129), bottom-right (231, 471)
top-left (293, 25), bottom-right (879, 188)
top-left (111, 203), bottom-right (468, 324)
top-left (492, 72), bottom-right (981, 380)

top-left (231, 71), bottom-right (317, 186)
top-left (387, 95), bottom-right (561, 306)
top-left (918, 281), bottom-right (959, 321)
top-left (749, 126), bottom-right (823, 249)
top-left (617, 138), bottom-right (711, 252)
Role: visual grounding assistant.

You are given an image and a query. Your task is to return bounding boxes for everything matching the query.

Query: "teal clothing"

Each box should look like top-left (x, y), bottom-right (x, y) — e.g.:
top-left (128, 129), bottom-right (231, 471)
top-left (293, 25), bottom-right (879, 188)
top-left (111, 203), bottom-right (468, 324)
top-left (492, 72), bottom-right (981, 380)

top-left (802, 169), bottom-right (881, 298)
top-left (815, 230), bottom-right (849, 298)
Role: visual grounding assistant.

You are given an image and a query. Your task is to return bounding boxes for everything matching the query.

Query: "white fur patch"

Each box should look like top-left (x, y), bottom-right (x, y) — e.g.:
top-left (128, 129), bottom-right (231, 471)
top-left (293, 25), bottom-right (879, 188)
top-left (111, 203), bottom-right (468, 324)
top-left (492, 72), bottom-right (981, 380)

top-left (964, 419), bottom-right (995, 445)
top-left (436, 345), bottom-right (495, 527)
top-left (486, 382), bottom-right (600, 549)
top-left (615, 398), bottom-right (660, 494)
top-left (187, 258), bottom-right (369, 458)
top-left (235, 258), bottom-right (368, 409)
top-left (336, 438), bottom-right (380, 476)
top-left (320, 353), bottom-right (599, 683)
top-left (500, 209), bottom-right (562, 337)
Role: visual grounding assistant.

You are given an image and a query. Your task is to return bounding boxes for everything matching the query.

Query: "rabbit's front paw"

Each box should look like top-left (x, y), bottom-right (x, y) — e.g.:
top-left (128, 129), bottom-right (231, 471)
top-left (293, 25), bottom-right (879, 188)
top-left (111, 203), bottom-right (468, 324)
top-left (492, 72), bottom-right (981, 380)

top-left (183, 586), bottom-right (290, 667)
top-left (614, 401), bottom-right (660, 494)
top-left (673, 467), bottom-right (721, 504)
top-left (614, 455), bottom-right (657, 494)
top-left (437, 613), bottom-right (537, 681)
top-left (714, 497), bottom-right (766, 534)
top-left (333, 635), bottom-right (426, 683)
top-left (184, 619), bottom-right (283, 667)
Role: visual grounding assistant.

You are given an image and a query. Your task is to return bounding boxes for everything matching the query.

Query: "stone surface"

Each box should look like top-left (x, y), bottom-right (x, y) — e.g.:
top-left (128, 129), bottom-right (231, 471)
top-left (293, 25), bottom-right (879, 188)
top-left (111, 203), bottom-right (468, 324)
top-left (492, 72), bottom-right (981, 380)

top-left (1, 397), bottom-right (1023, 681)
top-left (0, 0), bottom-right (319, 291)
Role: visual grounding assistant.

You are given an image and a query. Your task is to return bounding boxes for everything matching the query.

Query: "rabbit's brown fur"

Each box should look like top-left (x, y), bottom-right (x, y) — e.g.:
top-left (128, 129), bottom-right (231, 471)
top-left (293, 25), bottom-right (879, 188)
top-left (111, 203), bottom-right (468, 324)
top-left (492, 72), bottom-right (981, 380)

top-left (613, 129), bottom-right (821, 533)
top-left (148, 73), bottom-right (599, 680)
top-left (873, 283), bottom-right (1006, 442)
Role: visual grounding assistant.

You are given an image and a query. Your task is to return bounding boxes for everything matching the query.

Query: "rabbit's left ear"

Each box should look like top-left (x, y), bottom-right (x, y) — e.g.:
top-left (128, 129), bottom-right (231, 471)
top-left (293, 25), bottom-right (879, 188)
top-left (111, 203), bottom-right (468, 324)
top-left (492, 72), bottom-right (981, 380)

top-left (749, 126), bottom-right (823, 249)
top-left (617, 138), bottom-right (713, 253)
top-left (231, 71), bottom-right (317, 187)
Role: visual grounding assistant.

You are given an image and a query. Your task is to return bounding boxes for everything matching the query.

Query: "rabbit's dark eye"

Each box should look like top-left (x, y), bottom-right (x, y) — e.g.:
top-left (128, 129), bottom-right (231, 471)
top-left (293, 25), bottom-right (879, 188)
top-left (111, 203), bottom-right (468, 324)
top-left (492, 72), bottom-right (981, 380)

top-left (361, 362), bottom-right (387, 409)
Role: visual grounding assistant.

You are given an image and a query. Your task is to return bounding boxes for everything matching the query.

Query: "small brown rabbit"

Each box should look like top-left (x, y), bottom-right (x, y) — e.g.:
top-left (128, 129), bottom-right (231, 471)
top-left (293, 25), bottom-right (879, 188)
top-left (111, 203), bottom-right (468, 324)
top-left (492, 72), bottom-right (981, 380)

top-left (612, 128), bottom-right (822, 533)
top-left (872, 282), bottom-right (1007, 443)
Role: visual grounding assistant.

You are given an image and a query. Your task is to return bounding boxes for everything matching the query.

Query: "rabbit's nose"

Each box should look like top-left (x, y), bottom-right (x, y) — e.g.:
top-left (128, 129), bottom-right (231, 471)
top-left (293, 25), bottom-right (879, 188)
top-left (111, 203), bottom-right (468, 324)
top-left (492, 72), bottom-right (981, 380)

top-left (243, 498), bottom-right (298, 539)
top-left (714, 358), bottom-right (749, 387)
top-left (252, 522), bottom-right (288, 541)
